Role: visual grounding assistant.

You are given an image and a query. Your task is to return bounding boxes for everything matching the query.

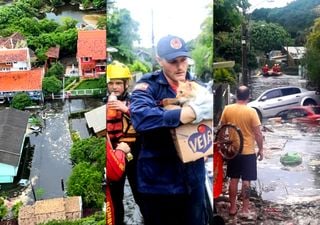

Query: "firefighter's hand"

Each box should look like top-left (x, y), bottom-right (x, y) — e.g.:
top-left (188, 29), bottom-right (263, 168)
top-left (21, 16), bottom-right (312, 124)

top-left (188, 94), bottom-right (213, 123)
top-left (116, 142), bottom-right (131, 154)
top-left (108, 100), bottom-right (129, 113)
top-left (180, 106), bottom-right (196, 124)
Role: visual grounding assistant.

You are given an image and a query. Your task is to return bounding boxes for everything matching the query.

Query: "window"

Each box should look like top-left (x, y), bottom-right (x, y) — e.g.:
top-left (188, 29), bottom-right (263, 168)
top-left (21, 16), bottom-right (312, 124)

top-left (263, 90), bottom-right (282, 100)
top-left (281, 87), bottom-right (301, 96)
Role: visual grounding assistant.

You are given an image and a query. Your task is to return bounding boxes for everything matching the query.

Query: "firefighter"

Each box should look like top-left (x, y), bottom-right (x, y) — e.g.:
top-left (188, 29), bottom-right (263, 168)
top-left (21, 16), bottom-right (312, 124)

top-left (106, 61), bottom-right (139, 225)
top-left (106, 133), bottom-right (129, 225)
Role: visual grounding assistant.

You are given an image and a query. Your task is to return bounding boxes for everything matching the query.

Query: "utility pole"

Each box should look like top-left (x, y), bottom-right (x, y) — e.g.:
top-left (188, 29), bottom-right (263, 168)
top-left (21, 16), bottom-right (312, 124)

top-left (151, 9), bottom-right (157, 71)
top-left (241, 5), bottom-right (248, 86)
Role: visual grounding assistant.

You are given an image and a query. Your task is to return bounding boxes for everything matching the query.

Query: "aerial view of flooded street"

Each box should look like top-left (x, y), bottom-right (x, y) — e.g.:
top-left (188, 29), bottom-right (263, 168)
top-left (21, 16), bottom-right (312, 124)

top-left (11, 98), bottom-right (103, 203)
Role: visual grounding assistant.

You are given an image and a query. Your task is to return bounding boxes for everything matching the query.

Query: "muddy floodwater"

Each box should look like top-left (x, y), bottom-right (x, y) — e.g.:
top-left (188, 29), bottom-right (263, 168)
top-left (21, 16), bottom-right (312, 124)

top-left (250, 74), bottom-right (320, 203)
top-left (215, 74), bottom-right (320, 225)
top-left (257, 123), bottom-right (320, 204)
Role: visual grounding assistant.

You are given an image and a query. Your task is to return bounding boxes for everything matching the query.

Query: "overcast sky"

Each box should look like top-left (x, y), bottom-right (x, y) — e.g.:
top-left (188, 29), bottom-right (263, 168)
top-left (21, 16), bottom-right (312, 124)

top-left (116, 0), bottom-right (212, 48)
top-left (114, 0), bottom-right (295, 48)
top-left (249, 0), bottom-right (295, 11)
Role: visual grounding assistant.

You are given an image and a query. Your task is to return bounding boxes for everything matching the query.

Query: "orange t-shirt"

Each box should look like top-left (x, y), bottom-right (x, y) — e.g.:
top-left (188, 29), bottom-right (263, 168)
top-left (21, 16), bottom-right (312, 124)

top-left (220, 103), bottom-right (261, 154)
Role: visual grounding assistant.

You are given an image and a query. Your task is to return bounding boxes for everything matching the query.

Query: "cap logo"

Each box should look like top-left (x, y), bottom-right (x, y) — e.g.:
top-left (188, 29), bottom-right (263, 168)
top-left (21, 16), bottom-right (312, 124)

top-left (170, 38), bottom-right (182, 49)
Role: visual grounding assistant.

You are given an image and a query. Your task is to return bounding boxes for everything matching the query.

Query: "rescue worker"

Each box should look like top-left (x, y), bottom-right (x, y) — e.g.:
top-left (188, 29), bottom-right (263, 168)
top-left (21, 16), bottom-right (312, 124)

top-left (130, 35), bottom-right (213, 225)
top-left (262, 64), bottom-right (269, 74)
top-left (106, 61), bottom-right (139, 225)
top-left (106, 133), bottom-right (130, 225)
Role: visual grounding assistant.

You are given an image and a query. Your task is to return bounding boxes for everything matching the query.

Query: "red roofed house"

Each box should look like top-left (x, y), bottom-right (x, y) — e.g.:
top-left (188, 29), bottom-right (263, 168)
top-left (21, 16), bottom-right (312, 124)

top-left (0, 32), bottom-right (27, 49)
top-left (77, 29), bottom-right (106, 79)
top-left (0, 68), bottom-right (44, 103)
top-left (0, 48), bottom-right (31, 72)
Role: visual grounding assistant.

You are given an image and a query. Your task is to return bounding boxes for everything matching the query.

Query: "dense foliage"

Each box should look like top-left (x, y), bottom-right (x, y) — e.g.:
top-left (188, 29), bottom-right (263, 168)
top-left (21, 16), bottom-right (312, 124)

top-left (0, 198), bottom-right (8, 220)
top-left (192, 2), bottom-right (213, 81)
top-left (42, 76), bottom-right (63, 94)
top-left (67, 162), bottom-right (105, 208)
top-left (70, 137), bottom-right (105, 172)
top-left (67, 137), bottom-right (105, 208)
top-left (40, 212), bottom-right (105, 225)
top-left (11, 92), bottom-right (33, 110)
top-left (250, 21), bottom-right (292, 53)
top-left (251, 0), bottom-right (320, 44)
top-left (304, 18), bottom-right (320, 89)
top-left (107, 7), bottom-right (140, 63)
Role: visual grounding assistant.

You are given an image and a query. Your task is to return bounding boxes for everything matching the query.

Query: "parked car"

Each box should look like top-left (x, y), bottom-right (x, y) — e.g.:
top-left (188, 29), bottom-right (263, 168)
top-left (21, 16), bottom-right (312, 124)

top-left (247, 86), bottom-right (320, 120)
top-left (275, 106), bottom-right (320, 125)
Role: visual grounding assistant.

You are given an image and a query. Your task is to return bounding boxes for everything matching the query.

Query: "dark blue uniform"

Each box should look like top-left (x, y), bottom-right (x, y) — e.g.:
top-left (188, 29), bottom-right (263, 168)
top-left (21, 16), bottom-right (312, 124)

top-left (130, 70), bottom-right (208, 225)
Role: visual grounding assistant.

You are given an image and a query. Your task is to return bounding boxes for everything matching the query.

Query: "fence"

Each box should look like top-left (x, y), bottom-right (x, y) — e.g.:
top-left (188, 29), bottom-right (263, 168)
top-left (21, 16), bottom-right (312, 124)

top-left (214, 83), bottom-right (231, 125)
top-left (47, 88), bottom-right (105, 100)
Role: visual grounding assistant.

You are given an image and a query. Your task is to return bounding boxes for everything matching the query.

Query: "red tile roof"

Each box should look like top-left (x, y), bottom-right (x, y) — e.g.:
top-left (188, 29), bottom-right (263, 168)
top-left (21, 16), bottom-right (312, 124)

top-left (77, 30), bottom-right (106, 60)
top-left (0, 68), bottom-right (44, 92)
top-left (0, 48), bottom-right (28, 63)
top-left (46, 46), bottom-right (60, 58)
top-left (0, 32), bottom-right (26, 49)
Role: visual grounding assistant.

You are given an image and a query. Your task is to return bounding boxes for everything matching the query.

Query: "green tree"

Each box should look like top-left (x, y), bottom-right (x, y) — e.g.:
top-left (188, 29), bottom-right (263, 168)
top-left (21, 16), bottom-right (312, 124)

top-left (251, 0), bottom-right (320, 44)
top-left (46, 62), bottom-right (65, 79)
top-left (129, 60), bottom-right (151, 74)
top-left (0, 197), bottom-right (8, 220)
top-left (214, 0), bottom-right (249, 33)
top-left (96, 15), bottom-right (106, 29)
top-left (305, 18), bottom-right (320, 88)
top-left (107, 8), bottom-right (140, 63)
top-left (70, 137), bottom-right (105, 172)
top-left (42, 76), bottom-right (63, 94)
top-left (11, 92), bottom-right (33, 110)
top-left (192, 2), bottom-right (213, 80)
top-left (67, 162), bottom-right (104, 208)
top-left (250, 21), bottom-right (292, 53)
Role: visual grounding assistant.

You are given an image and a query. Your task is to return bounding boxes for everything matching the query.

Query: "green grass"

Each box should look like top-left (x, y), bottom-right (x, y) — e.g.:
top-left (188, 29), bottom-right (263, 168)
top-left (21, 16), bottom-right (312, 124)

top-left (75, 80), bottom-right (101, 89)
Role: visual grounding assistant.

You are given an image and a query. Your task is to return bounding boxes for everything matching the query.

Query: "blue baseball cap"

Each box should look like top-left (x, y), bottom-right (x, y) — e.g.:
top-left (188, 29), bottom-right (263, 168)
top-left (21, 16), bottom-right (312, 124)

top-left (156, 35), bottom-right (190, 61)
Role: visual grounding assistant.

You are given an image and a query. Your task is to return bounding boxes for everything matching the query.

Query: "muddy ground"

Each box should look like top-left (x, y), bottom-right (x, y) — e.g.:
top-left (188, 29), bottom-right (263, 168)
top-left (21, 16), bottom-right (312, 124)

top-left (215, 121), bottom-right (320, 225)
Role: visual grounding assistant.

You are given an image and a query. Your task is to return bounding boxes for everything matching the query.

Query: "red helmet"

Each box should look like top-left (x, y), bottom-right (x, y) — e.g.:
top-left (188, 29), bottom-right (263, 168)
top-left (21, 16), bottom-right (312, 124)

top-left (106, 138), bottom-right (126, 182)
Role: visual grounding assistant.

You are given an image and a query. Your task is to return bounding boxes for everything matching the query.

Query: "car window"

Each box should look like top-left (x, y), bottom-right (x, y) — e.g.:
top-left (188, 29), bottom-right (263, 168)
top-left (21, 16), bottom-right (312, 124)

top-left (281, 87), bottom-right (301, 96)
top-left (312, 107), bottom-right (320, 114)
top-left (262, 89), bottom-right (282, 100)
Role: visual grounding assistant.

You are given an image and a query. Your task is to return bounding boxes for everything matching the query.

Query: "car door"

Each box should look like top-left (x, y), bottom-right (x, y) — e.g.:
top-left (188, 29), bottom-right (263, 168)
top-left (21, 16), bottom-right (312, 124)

top-left (258, 89), bottom-right (283, 117)
top-left (280, 87), bottom-right (301, 108)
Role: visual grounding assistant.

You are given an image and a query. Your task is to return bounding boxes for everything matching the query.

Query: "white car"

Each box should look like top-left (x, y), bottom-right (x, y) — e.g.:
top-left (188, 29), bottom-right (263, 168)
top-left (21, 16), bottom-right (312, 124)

top-left (247, 86), bottom-right (320, 120)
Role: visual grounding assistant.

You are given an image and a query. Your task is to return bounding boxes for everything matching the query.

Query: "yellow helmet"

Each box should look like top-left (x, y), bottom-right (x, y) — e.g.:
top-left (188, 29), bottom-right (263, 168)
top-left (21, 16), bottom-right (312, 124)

top-left (107, 61), bottom-right (132, 80)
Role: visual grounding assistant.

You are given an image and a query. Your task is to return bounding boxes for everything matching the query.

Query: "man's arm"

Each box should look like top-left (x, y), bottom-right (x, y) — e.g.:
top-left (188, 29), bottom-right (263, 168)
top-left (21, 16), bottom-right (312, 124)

top-left (253, 125), bottom-right (264, 160)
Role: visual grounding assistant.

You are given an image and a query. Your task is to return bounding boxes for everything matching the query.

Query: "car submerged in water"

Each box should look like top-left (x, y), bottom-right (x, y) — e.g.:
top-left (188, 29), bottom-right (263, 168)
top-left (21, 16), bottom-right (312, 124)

top-left (275, 106), bottom-right (320, 125)
top-left (247, 86), bottom-right (320, 120)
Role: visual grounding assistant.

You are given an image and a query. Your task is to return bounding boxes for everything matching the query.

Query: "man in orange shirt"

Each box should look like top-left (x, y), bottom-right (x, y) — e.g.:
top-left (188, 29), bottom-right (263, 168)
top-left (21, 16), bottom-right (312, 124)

top-left (219, 85), bottom-right (264, 218)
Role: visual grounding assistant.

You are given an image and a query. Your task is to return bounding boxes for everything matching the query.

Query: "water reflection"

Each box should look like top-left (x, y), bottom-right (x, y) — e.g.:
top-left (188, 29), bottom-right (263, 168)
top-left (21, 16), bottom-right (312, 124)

top-left (46, 4), bottom-right (105, 25)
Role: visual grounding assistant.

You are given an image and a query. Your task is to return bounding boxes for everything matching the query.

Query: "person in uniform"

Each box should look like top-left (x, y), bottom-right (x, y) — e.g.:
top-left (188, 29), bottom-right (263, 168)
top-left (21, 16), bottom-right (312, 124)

top-left (130, 35), bottom-right (213, 225)
top-left (106, 61), bottom-right (140, 225)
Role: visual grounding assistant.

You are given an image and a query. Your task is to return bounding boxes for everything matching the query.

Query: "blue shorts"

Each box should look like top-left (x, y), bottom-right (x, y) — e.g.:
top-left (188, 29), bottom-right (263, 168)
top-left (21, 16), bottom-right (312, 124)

top-left (226, 154), bottom-right (257, 181)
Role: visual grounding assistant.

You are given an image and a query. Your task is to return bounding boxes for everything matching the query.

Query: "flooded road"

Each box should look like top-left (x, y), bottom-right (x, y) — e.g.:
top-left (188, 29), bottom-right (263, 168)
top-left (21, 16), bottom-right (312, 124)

top-left (25, 98), bottom-right (103, 201)
top-left (251, 74), bottom-right (320, 202)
